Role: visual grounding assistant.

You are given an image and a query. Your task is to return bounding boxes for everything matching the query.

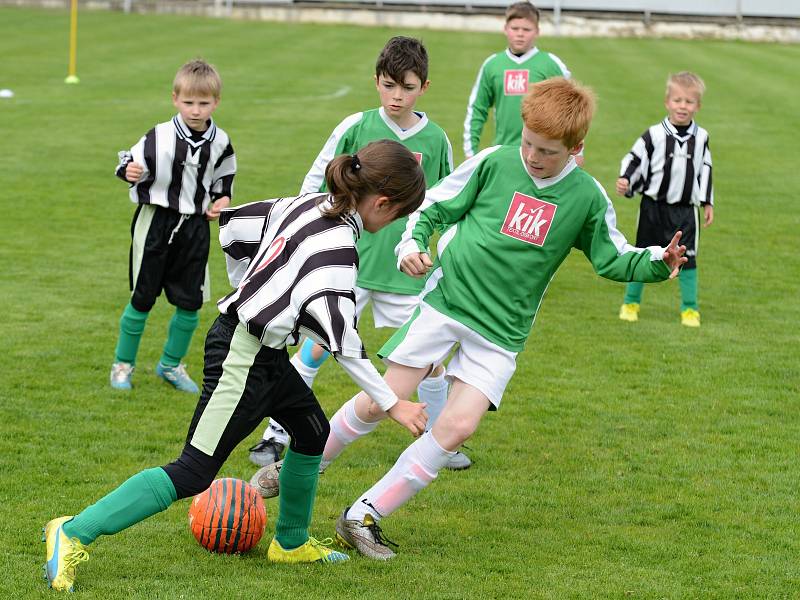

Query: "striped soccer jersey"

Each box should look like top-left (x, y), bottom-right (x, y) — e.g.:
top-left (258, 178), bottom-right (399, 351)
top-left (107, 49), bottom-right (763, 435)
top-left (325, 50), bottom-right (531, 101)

top-left (217, 194), bottom-right (397, 410)
top-left (300, 107), bottom-right (453, 295)
top-left (620, 118), bottom-right (713, 206)
top-left (115, 114), bottom-right (236, 215)
top-left (397, 146), bottom-right (672, 353)
top-left (463, 47), bottom-right (570, 158)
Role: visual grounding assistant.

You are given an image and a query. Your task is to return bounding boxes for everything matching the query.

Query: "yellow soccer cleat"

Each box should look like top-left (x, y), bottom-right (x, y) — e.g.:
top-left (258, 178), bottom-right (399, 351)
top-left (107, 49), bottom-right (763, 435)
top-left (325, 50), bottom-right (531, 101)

top-left (42, 516), bottom-right (89, 592)
top-left (681, 308), bottom-right (701, 327)
top-left (267, 536), bottom-right (350, 564)
top-left (619, 303), bottom-right (640, 322)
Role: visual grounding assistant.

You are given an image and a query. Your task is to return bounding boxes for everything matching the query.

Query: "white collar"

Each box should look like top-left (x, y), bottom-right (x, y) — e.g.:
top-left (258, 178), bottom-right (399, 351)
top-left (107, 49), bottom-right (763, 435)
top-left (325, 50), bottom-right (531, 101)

top-left (173, 114), bottom-right (216, 148)
top-left (661, 117), bottom-right (698, 140)
top-left (378, 107), bottom-right (429, 140)
top-left (505, 46), bottom-right (539, 64)
top-left (518, 148), bottom-right (578, 188)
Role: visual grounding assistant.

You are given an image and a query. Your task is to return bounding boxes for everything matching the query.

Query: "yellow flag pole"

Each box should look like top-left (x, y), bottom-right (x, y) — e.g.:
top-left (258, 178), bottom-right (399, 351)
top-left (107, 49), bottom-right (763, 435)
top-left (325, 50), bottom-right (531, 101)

top-left (65, 0), bottom-right (80, 84)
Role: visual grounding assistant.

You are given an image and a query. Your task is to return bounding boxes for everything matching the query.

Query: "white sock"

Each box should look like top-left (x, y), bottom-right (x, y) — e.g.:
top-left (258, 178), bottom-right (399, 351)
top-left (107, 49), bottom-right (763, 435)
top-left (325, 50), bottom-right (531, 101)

top-left (290, 351), bottom-right (320, 388)
top-left (262, 420), bottom-right (290, 446)
top-left (323, 396), bottom-right (379, 464)
top-left (416, 370), bottom-right (448, 431)
top-left (348, 431), bottom-right (454, 522)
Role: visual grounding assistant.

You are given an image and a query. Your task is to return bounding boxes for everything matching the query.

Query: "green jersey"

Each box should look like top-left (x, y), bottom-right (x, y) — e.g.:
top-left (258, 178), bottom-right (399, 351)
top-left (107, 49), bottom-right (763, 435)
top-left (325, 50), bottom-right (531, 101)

top-left (463, 47), bottom-right (570, 157)
top-left (397, 146), bottom-right (671, 352)
top-left (300, 107), bottom-right (453, 294)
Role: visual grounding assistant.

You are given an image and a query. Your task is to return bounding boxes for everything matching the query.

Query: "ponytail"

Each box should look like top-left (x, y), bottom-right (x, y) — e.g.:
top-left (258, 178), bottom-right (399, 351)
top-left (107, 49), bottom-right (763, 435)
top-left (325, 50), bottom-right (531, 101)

top-left (323, 139), bottom-right (426, 221)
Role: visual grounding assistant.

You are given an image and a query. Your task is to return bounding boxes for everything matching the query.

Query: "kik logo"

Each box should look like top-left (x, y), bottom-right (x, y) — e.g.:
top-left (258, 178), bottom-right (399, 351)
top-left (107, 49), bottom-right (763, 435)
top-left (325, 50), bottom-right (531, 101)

top-left (504, 69), bottom-right (529, 96)
top-left (500, 192), bottom-right (557, 247)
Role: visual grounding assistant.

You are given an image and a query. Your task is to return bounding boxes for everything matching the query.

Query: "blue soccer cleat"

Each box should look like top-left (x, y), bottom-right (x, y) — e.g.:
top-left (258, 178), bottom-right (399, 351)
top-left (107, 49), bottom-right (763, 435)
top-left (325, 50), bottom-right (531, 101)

top-left (155, 362), bottom-right (199, 393)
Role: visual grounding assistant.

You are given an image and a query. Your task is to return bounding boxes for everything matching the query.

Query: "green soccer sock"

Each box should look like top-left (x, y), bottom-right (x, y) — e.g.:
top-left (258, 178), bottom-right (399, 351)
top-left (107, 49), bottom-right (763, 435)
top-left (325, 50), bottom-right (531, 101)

top-left (62, 468), bottom-right (177, 546)
top-left (624, 281), bottom-right (645, 305)
top-left (114, 303), bottom-right (150, 365)
top-left (275, 448), bottom-right (322, 550)
top-left (159, 307), bottom-right (199, 367)
top-left (679, 267), bottom-right (698, 311)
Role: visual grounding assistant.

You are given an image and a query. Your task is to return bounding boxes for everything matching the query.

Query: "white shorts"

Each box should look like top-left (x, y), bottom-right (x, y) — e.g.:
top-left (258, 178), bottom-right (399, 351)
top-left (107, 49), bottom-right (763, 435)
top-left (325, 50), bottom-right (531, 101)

top-left (379, 302), bottom-right (517, 409)
top-left (355, 287), bottom-right (421, 329)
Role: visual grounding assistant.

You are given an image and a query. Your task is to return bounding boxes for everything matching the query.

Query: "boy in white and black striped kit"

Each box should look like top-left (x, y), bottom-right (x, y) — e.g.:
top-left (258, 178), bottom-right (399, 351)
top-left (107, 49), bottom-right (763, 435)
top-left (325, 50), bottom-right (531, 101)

top-left (110, 59), bottom-right (236, 391)
top-left (617, 71), bottom-right (714, 327)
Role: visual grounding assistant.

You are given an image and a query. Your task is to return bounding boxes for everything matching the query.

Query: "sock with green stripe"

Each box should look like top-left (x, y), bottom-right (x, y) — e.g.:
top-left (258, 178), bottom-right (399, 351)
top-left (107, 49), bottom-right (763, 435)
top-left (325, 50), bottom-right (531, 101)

top-left (62, 467), bottom-right (177, 545)
top-left (114, 303), bottom-right (149, 365)
top-left (275, 448), bottom-right (322, 550)
top-left (679, 267), bottom-right (698, 311)
top-left (159, 307), bottom-right (199, 367)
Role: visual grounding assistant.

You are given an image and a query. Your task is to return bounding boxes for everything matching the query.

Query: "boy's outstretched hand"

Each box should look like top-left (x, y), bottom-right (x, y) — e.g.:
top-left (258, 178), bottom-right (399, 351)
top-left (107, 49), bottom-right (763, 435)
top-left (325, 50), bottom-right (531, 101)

top-left (400, 252), bottom-right (433, 278)
top-left (663, 230), bottom-right (688, 279)
top-left (387, 399), bottom-right (428, 437)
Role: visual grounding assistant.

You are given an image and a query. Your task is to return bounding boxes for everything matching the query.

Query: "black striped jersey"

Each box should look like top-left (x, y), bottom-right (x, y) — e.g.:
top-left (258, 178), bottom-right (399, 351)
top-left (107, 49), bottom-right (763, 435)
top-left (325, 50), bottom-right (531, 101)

top-left (217, 194), bottom-right (398, 411)
top-left (115, 114), bottom-right (236, 215)
top-left (619, 118), bottom-right (713, 207)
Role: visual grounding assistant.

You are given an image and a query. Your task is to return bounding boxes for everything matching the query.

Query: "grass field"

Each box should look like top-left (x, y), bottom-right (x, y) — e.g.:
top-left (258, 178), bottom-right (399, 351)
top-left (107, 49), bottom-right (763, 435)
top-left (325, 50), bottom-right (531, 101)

top-left (1, 6), bottom-right (799, 598)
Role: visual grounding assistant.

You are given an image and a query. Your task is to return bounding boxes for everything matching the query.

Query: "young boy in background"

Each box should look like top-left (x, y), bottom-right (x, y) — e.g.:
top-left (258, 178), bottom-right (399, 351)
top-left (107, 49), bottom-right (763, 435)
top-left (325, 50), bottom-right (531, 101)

top-left (617, 71), bottom-right (714, 327)
top-left (110, 59), bottom-right (236, 392)
top-left (249, 36), bottom-right (472, 471)
top-left (463, 2), bottom-right (572, 159)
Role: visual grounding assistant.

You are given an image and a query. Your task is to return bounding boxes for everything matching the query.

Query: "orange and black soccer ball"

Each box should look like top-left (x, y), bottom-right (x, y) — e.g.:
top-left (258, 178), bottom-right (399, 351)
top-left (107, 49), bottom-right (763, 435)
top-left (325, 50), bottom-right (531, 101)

top-left (188, 478), bottom-right (267, 553)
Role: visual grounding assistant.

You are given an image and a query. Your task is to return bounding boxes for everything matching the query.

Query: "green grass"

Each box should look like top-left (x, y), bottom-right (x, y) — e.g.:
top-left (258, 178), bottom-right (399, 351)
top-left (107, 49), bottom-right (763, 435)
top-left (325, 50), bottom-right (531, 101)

top-left (1, 6), bottom-right (799, 598)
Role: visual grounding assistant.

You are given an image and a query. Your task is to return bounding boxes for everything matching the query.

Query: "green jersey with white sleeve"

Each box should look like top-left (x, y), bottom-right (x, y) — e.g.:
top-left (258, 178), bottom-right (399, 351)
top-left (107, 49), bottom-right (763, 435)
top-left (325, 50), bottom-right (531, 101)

top-left (300, 107), bottom-right (453, 295)
top-left (463, 48), bottom-right (570, 158)
top-left (397, 145), bottom-right (672, 352)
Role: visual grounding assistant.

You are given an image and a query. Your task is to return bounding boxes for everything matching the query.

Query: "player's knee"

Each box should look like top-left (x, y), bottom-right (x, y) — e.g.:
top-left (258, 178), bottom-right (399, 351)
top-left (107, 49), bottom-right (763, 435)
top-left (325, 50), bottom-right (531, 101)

top-left (437, 413), bottom-right (478, 445)
top-left (281, 405), bottom-right (330, 456)
top-left (162, 448), bottom-right (220, 499)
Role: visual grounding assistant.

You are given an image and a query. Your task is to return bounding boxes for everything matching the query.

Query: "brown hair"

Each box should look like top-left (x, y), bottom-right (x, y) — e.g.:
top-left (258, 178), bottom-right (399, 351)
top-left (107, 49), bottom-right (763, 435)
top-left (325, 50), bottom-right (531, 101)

top-left (173, 59), bottom-right (222, 99)
top-left (666, 71), bottom-right (706, 99)
top-left (506, 1), bottom-right (540, 24)
top-left (323, 139), bottom-right (426, 221)
top-left (521, 77), bottom-right (595, 149)
top-left (375, 36), bottom-right (429, 85)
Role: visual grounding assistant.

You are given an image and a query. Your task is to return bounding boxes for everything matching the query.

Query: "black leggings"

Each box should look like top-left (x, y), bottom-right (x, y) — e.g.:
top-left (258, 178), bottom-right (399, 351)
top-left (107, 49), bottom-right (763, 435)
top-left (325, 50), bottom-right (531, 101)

top-left (161, 313), bottom-right (330, 499)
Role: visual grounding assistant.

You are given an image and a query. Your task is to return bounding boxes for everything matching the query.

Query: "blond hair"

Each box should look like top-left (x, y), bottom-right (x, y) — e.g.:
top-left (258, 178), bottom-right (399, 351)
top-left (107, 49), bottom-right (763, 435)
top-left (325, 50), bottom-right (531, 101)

top-left (666, 71), bottom-right (706, 99)
top-left (505, 1), bottom-right (540, 24)
top-left (173, 59), bottom-right (222, 99)
top-left (521, 77), bottom-right (595, 148)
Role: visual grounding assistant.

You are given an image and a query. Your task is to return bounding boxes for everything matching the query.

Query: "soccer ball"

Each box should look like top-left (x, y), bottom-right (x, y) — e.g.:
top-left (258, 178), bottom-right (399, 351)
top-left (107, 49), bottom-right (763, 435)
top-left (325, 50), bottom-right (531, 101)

top-left (188, 478), bottom-right (267, 553)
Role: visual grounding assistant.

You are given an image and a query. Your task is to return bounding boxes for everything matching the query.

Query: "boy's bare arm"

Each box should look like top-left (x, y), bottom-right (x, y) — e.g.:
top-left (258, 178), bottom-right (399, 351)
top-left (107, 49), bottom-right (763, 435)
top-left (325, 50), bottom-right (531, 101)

top-left (703, 204), bottom-right (714, 227)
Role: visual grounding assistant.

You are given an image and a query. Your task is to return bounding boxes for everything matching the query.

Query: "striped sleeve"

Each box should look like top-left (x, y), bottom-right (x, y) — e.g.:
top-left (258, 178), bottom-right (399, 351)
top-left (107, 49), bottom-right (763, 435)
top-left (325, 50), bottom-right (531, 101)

top-left (620, 130), bottom-right (652, 196)
top-left (463, 55), bottom-right (495, 158)
top-left (698, 135), bottom-right (714, 206)
top-left (299, 112), bottom-right (363, 194)
top-left (575, 179), bottom-right (670, 282)
top-left (218, 199), bottom-right (277, 287)
top-left (211, 141), bottom-right (236, 200)
top-left (396, 147), bottom-right (498, 266)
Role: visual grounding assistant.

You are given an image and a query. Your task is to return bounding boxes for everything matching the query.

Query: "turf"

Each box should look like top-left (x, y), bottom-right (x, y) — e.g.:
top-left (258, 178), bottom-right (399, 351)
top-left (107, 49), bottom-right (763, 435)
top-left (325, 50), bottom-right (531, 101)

top-left (1, 6), bottom-right (798, 598)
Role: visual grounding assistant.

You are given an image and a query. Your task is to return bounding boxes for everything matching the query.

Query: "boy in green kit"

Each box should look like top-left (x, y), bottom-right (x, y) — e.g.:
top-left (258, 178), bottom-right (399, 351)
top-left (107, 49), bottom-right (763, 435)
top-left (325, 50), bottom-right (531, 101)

top-left (463, 2), bottom-right (572, 158)
top-left (249, 36), bottom-right (473, 471)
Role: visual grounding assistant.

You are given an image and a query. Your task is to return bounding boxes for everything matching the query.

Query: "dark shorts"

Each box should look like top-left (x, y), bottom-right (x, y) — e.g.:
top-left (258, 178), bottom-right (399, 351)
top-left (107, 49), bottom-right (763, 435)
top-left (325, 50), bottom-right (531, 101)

top-left (128, 204), bottom-right (210, 312)
top-left (636, 196), bottom-right (699, 269)
top-left (162, 313), bottom-right (328, 499)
